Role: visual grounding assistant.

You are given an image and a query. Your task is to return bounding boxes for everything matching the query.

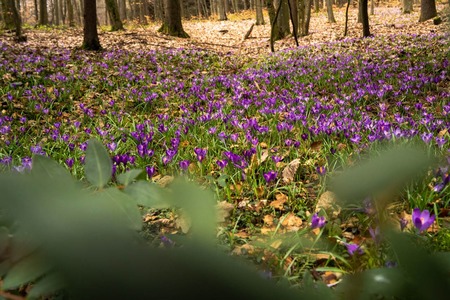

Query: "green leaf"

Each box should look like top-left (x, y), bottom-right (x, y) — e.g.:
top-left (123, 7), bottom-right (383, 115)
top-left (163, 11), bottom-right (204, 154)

top-left (124, 181), bottom-right (170, 209)
top-left (31, 155), bottom-right (74, 186)
top-left (2, 254), bottom-right (51, 290)
top-left (217, 174), bottom-right (229, 188)
top-left (84, 138), bottom-right (112, 188)
top-left (27, 272), bottom-right (66, 298)
top-left (0, 227), bottom-right (9, 256)
top-left (98, 188), bottom-right (143, 231)
top-left (117, 169), bottom-right (143, 186)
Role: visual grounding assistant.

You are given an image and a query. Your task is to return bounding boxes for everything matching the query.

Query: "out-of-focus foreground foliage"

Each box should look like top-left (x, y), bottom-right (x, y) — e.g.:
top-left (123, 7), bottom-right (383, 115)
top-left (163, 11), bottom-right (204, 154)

top-left (0, 139), bottom-right (449, 299)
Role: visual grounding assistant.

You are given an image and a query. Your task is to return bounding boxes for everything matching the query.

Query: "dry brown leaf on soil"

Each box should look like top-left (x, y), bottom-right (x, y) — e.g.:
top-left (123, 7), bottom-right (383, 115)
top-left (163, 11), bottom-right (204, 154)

top-left (281, 212), bottom-right (303, 231)
top-left (232, 243), bottom-right (255, 256)
top-left (263, 214), bottom-right (274, 226)
top-left (282, 158), bottom-right (301, 183)
top-left (156, 175), bottom-right (174, 188)
top-left (216, 201), bottom-right (235, 223)
top-left (270, 193), bottom-right (288, 210)
top-left (315, 191), bottom-right (341, 218)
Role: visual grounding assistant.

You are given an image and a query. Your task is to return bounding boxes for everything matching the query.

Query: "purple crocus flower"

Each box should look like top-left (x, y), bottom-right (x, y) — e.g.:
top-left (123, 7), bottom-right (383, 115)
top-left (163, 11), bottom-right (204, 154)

top-left (263, 170), bottom-right (277, 183)
top-left (216, 159), bottom-right (228, 169)
top-left (316, 166), bottom-right (326, 176)
top-left (194, 148), bottom-right (207, 162)
top-left (311, 213), bottom-right (326, 229)
top-left (345, 243), bottom-right (364, 256)
top-left (179, 160), bottom-right (190, 171)
top-left (412, 208), bottom-right (435, 233)
top-left (433, 174), bottom-right (449, 192)
top-left (65, 158), bottom-right (74, 169)
top-left (145, 166), bottom-right (156, 178)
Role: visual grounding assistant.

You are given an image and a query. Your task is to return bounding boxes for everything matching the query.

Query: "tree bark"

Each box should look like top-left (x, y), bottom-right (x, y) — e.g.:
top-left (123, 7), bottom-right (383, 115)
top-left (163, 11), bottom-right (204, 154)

top-left (82, 0), bottom-right (101, 50)
top-left (39, 0), bottom-right (48, 25)
top-left (158, 0), bottom-right (189, 37)
top-left (403, 0), bottom-right (413, 13)
top-left (419, 0), bottom-right (437, 22)
top-left (360, 0), bottom-right (370, 37)
top-left (217, 0), bottom-right (227, 20)
top-left (105, 0), bottom-right (123, 30)
top-left (326, 0), bottom-right (335, 22)
top-left (344, 0), bottom-right (350, 36)
top-left (314, 0), bottom-right (319, 12)
top-left (67, 0), bottom-right (74, 26)
top-left (255, 0), bottom-right (264, 25)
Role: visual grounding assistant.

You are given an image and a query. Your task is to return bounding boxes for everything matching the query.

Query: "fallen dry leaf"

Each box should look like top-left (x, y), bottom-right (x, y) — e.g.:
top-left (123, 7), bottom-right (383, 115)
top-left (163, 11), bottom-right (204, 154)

top-left (281, 212), bottom-right (303, 231)
top-left (263, 214), bottom-right (274, 226)
top-left (270, 193), bottom-right (288, 210)
top-left (282, 158), bottom-right (301, 183)
top-left (315, 191), bottom-right (341, 218)
top-left (231, 243), bottom-right (255, 256)
top-left (216, 200), bottom-right (235, 223)
top-left (156, 175), bottom-right (174, 188)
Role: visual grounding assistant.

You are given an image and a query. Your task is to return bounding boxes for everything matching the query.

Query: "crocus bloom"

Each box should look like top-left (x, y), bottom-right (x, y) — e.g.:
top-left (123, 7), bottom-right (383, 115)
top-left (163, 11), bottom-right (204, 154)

top-left (311, 213), bottom-right (326, 229)
top-left (316, 166), bottom-right (326, 176)
top-left (345, 243), bottom-right (364, 256)
top-left (216, 160), bottom-right (228, 169)
top-left (412, 208), bottom-right (435, 233)
top-left (179, 160), bottom-right (190, 171)
top-left (194, 148), bottom-right (207, 162)
top-left (263, 170), bottom-right (277, 183)
top-left (145, 166), bottom-right (155, 178)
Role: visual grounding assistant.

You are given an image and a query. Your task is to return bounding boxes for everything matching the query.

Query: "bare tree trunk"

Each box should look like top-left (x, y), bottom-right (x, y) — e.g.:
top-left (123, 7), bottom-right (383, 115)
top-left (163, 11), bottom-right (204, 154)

top-left (34, 0), bottom-right (38, 22)
top-left (403, 0), bottom-right (413, 13)
top-left (105, 0), bottom-right (123, 30)
top-left (370, 0), bottom-right (374, 15)
top-left (82, 0), bottom-right (101, 50)
top-left (158, 0), bottom-right (189, 37)
top-left (326, 0), bottom-right (335, 22)
top-left (314, 0), bottom-right (319, 12)
top-left (360, 0), bottom-right (370, 37)
top-left (39, 0), bottom-right (48, 25)
top-left (54, 0), bottom-right (60, 24)
top-left (217, 0), bottom-right (227, 20)
top-left (6, 0), bottom-right (25, 40)
top-left (67, 0), bottom-right (74, 26)
top-left (344, 0), bottom-right (350, 36)
top-left (304, 0), bottom-right (311, 35)
top-left (419, 0), bottom-right (437, 21)
top-left (154, 0), bottom-right (163, 21)
top-left (255, 0), bottom-right (264, 24)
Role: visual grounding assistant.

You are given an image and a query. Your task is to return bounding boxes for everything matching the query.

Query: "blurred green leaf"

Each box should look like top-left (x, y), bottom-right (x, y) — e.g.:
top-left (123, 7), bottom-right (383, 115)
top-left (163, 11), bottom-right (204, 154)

top-left (27, 272), bottom-right (66, 299)
top-left (117, 169), bottom-right (143, 186)
top-left (331, 144), bottom-right (435, 205)
top-left (2, 254), bottom-right (51, 290)
top-left (0, 226), bottom-right (9, 255)
top-left (217, 174), bottom-right (229, 188)
top-left (85, 138), bottom-right (112, 188)
top-left (98, 188), bottom-right (142, 231)
top-left (124, 181), bottom-right (170, 209)
top-left (31, 155), bottom-right (74, 186)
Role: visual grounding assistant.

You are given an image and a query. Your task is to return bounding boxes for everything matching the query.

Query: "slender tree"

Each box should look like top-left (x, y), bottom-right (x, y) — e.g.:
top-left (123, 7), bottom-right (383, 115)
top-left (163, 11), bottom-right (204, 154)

top-left (326, 0), bottom-right (336, 23)
top-left (6, 0), bottom-right (25, 41)
top-left (359, 0), bottom-right (370, 37)
top-left (105, 0), bottom-right (124, 30)
top-left (255, 0), bottom-right (264, 25)
top-left (39, 0), bottom-right (48, 25)
top-left (217, 0), bottom-right (227, 20)
top-left (67, 0), bottom-right (75, 27)
top-left (403, 0), bottom-right (413, 13)
top-left (419, 0), bottom-right (437, 22)
top-left (158, 0), bottom-right (189, 37)
top-left (344, 0), bottom-right (350, 36)
top-left (82, 0), bottom-right (101, 50)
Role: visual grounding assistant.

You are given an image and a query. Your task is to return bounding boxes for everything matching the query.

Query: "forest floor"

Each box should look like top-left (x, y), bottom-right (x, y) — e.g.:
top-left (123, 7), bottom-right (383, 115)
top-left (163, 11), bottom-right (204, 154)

top-left (10, 4), bottom-right (449, 57)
